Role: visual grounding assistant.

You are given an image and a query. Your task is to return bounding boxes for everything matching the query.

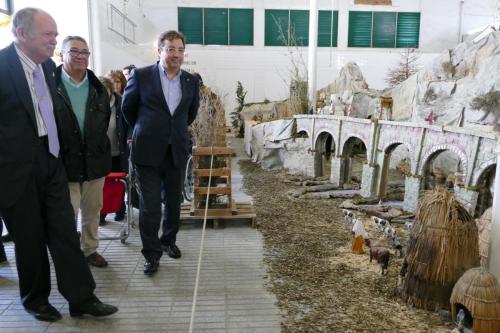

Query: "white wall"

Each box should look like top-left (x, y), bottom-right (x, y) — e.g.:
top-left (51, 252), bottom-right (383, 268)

top-left (0, 0), bottom-right (89, 61)
top-left (88, 0), bottom-right (159, 76)
top-left (98, 0), bottom-right (496, 117)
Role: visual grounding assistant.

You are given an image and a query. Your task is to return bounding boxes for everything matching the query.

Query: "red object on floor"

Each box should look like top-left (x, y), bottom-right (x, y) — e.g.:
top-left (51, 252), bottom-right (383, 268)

top-left (101, 172), bottom-right (127, 215)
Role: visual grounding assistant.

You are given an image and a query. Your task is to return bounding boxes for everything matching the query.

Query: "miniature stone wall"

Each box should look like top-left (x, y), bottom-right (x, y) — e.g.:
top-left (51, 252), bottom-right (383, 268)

top-left (282, 139), bottom-right (315, 177)
top-left (247, 116), bottom-right (497, 215)
top-left (454, 186), bottom-right (479, 215)
top-left (361, 164), bottom-right (378, 197)
top-left (404, 176), bottom-right (421, 212)
top-left (330, 157), bottom-right (345, 186)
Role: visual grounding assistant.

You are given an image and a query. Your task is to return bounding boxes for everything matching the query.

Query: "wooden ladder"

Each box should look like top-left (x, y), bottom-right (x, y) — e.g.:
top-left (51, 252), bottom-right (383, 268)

top-left (191, 146), bottom-right (236, 217)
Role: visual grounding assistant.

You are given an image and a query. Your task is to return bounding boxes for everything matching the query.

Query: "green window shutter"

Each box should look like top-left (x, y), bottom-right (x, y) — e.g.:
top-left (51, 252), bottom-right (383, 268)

top-left (265, 9), bottom-right (289, 46)
top-left (372, 12), bottom-right (396, 48)
top-left (290, 10), bottom-right (309, 46)
top-left (204, 8), bottom-right (228, 45)
top-left (178, 7), bottom-right (203, 45)
top-left (229, 9), bottom-right (253, 45)
top-left (348, 11), bottom-right (372, 47)
top-left (396, 12), bottom-right (420, 48)
top-left (318, 10), bottom-right (338, 47)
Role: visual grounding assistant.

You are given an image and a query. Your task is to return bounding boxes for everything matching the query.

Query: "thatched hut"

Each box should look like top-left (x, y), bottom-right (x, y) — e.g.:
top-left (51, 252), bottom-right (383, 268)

top-left (450, 267), bottom-right (500, 333)
top-left (401, 186), bottom-right (480, 311)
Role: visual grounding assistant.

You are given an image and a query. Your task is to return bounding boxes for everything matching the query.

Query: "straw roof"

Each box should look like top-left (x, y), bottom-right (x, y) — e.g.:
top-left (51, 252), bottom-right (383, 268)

top-left (401, 187), bottom-right (480, 311)
top-left (450, 267), bottom-right (500, 333)
top-left (191, 87), bottom-right (226, 147)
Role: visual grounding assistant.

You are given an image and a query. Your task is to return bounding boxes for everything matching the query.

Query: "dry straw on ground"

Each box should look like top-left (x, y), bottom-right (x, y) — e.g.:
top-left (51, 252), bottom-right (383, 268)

top-left (239, 160), bottom-right (453, 332)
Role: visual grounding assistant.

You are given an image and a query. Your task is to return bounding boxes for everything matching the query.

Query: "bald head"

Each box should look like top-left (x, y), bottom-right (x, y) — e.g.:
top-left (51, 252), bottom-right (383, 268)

top-left (12, 8), bottom-right (58, 64)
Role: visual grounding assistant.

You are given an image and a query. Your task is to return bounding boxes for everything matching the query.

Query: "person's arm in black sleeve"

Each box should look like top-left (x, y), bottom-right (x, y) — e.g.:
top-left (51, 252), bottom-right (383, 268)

top-left (121, 69), bottom-right (140, 130)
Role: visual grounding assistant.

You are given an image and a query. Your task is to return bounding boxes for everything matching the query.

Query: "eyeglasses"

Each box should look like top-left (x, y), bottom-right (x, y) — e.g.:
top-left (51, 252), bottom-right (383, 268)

top-left (164, 47), bottom-right (185, 54)
top-left (66, 49), bottom-right (91, 58)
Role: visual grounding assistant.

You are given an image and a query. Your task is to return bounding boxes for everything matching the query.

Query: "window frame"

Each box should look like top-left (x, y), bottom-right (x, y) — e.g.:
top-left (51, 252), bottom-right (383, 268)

top-left (178, 7), bottom-right (254, 46)
top-left (318, 10), bottom-right (339, 47)
top-left (348, 10), bottom-right (420, 48)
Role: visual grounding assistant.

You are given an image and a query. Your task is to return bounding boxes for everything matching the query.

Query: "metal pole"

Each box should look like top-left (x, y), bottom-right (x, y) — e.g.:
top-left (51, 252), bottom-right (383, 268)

top-left (308, 0), bottom-right (318, 114)
top-left (87, 0), bottom-right (102, 73)
top-left (487, 138), bottom-right (500, 279)
top-left (458, 0), bottom-right (465, 43)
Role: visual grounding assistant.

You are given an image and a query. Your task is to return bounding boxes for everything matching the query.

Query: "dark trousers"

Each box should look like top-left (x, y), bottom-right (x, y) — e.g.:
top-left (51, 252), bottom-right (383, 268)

top-left (0, 140), bottom-right (96, 308)
top-left (135, 147), bottom-right (182, 261)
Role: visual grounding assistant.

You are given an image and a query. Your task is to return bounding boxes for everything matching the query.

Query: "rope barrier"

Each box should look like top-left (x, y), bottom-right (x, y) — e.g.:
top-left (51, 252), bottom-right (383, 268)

top-left (189, 146), bottom-right (215, 332)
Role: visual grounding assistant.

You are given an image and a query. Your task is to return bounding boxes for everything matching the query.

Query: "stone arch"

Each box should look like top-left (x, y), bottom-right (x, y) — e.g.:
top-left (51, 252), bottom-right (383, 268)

top-left (340, 135), bottom-right (368, 185)
top-left (296, 126), bottom-right (311, 139)
top-left (472, 161), bottom-right (496, 217)
top-left (313, 130), bottom-right (335, 149)
top-left (295, 130), bottom-right (309, 138)
top-left (382, 140), bottom-right (415, 170)
top-left (418, 144), bottom-right (468, 178)
top-left (340, 134), bottom-right (369, 158)
top-left (378, 142), bottom-right (412, 200)
top-left (314, 131), bottom-right (336, 178)
top-left (472, 158), bottom-right (496, 187)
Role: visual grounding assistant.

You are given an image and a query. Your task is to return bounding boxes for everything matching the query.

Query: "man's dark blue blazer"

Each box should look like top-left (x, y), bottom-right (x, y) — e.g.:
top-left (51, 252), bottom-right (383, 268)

top-left (121, 63), bottom-right (199, 170)
top-left (0, 43), bottom-right (60, 208)
top-left (0, 42), bottom-right (96, 307)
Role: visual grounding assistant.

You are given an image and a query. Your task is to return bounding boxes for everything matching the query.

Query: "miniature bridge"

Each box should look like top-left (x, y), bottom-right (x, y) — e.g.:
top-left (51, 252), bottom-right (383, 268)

top-left (293, 115), bottom-right (498, 214)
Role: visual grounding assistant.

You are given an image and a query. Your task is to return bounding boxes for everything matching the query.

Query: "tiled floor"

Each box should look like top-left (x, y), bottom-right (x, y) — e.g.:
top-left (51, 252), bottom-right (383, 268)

top-left (0, 137), bottom-right (281, 333)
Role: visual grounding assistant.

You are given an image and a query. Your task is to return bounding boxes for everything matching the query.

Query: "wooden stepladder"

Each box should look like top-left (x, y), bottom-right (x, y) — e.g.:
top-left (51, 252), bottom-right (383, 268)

top-left (192, 146), bottom-right (236, 217)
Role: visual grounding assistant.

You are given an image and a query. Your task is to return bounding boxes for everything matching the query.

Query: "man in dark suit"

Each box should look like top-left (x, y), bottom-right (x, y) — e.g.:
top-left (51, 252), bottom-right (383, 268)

top-left (0, 7), bottom-right (117, 321)
top-left (122, 30), bottom-right (199, 275)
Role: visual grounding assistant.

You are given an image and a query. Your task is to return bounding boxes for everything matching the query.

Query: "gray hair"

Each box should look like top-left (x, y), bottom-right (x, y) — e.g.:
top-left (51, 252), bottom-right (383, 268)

top-left (12, 7), bottom-right (39, 39)
top-left (61, 36), bottom-right (88, 51)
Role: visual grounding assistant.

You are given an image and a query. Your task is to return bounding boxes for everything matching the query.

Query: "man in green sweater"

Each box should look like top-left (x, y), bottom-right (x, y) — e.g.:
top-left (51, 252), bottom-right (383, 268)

top-left (55, 36), bottom-right (111, 268)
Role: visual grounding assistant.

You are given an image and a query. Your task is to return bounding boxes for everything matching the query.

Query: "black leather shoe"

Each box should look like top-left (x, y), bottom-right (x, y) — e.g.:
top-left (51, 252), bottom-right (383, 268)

top-left (162, 243), bottom-right (181, 259)
top-left (114, 211), bottom-right (125, 221)
top-left (99, 215), bottom-right (107, 226)
top-left (143, 258), bottom-right (159, 275)
top-left (25, 303), bottom-right (62, 322)
top-left (69, 298), bottom-right (118, 317)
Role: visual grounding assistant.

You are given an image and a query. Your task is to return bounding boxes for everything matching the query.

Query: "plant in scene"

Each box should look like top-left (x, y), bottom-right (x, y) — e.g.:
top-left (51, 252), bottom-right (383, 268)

top-left (231, 81), bottom-right (247, 137)
top-left (386, 48), bottom-right (420, 87)
top-left (471, 90), bottom-right (500, 115)
top-left (273, 16), bottom-right (308, 113)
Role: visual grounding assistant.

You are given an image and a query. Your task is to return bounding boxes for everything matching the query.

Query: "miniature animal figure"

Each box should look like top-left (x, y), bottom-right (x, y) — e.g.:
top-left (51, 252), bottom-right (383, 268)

top-left (365, 239), bottom-right (391, 275)
top-left (352, 218), bottom-right (368, 254)
top-left (371, 216), bottom-right (388, 230)
top-left (404, 220), bottom-right (414, 231)
top-left (384, 226), bottom-right (396, 239)
top-left (392, 236), bottom-right (404, 258)
top-left (455, 308), bottom-right (474, 333)
top-left (342, 209), bottom-right (356, 224)
top-left (370, 247), bottom-right (390, 275)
